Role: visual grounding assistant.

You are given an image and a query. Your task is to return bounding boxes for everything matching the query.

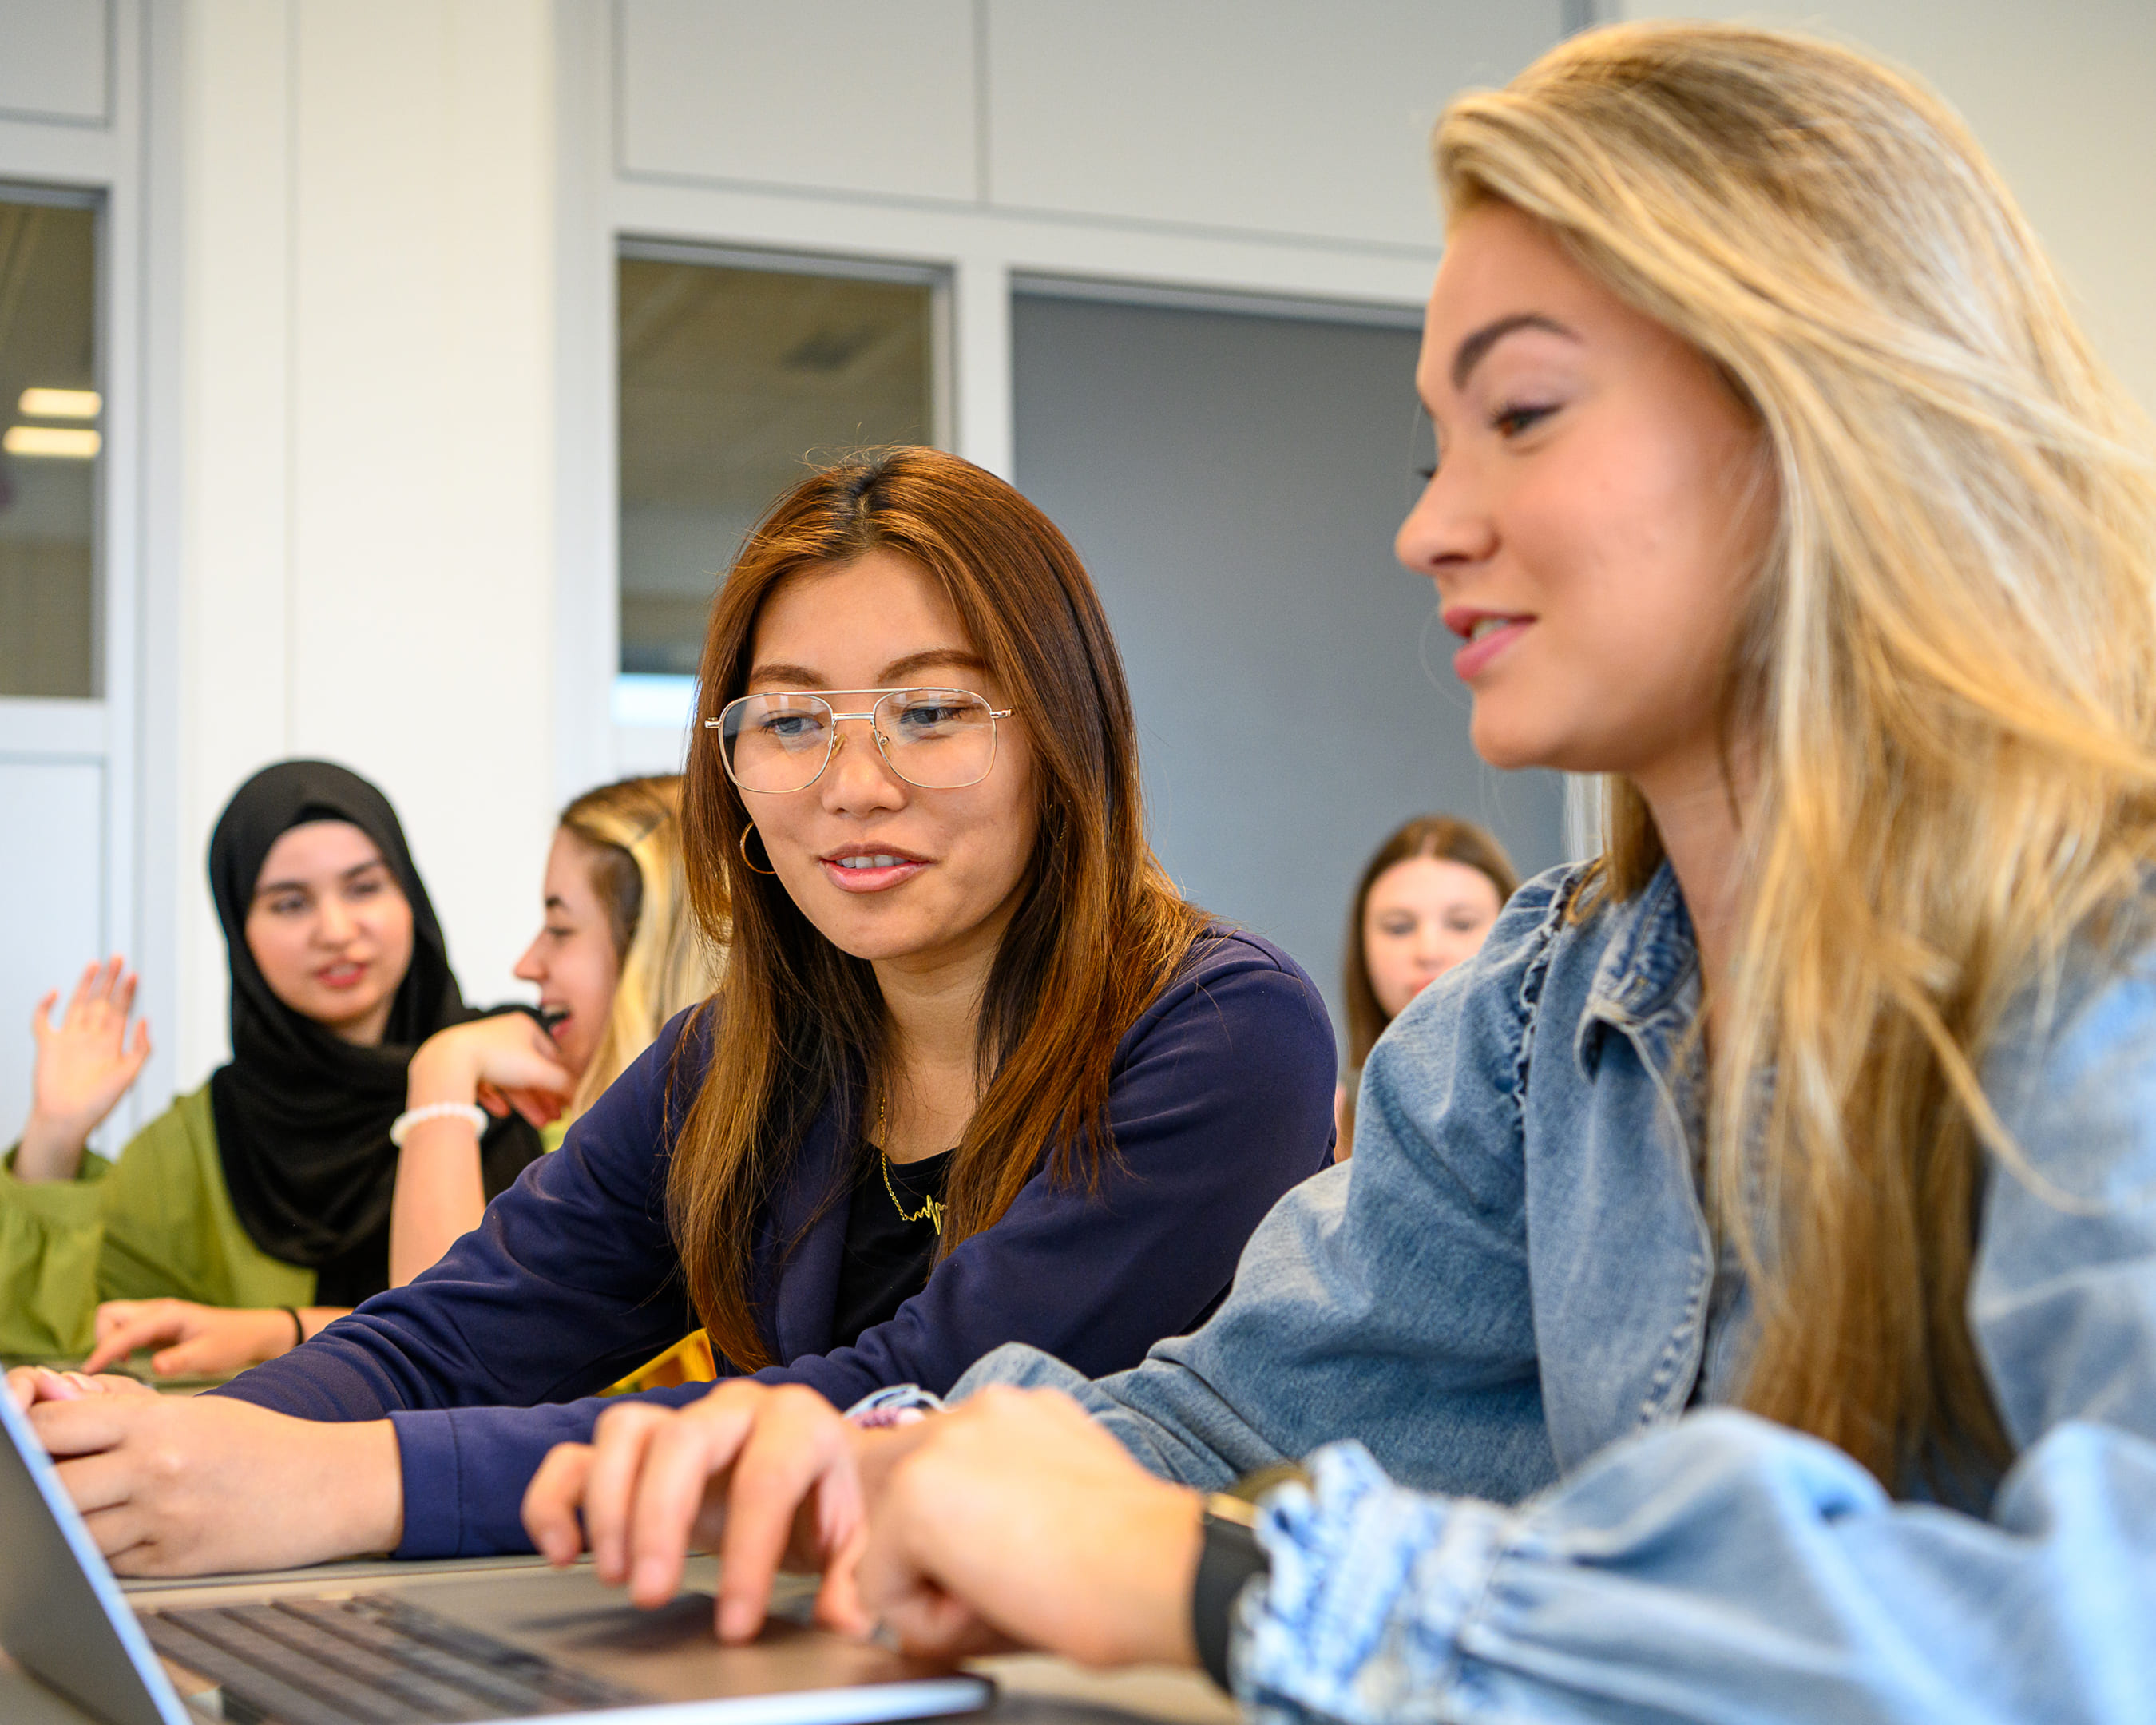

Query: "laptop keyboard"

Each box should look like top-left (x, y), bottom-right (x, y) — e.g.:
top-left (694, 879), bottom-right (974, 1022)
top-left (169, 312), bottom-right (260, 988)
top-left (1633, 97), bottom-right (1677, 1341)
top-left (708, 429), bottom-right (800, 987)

top-left (141, 1592), bottom-right (648, 1723)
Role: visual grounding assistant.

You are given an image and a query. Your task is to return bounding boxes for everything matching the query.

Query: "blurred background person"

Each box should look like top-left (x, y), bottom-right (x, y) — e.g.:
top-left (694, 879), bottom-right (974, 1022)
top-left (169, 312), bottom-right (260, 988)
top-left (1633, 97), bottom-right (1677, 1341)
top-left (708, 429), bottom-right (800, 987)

top-left (385, 773), bottom-right (723, 1289)
top-left (2, 760), bottom-right (545, 1373)
top-left (1336, 814), bottom-right (1516, 1156)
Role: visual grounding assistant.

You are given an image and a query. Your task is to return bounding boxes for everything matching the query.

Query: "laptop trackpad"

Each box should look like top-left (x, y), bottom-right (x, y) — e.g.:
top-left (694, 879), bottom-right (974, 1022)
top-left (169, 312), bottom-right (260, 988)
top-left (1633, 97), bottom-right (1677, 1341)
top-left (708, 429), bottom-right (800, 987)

top-left (384, 1566), bottom-right (981, 1709)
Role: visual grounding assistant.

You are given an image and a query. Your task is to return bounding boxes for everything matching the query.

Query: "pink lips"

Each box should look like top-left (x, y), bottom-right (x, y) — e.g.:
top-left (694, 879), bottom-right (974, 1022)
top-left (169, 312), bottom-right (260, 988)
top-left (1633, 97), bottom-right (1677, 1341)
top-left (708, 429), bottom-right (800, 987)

top-left (1441, 606), bottom-right (1535, 682)
top-left (818, 847), bottom-right (930, 894)
top-left (315, 961), bottom-right (366, 990)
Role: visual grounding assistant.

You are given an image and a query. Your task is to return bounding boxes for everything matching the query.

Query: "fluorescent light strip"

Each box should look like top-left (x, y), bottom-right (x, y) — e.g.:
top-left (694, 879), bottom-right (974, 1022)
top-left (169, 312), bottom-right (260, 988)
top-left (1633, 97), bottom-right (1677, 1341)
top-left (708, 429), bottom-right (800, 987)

top-left (17, 387), bottom-right (101, 419)
top-left (3, 425), bottom-right (101, 458)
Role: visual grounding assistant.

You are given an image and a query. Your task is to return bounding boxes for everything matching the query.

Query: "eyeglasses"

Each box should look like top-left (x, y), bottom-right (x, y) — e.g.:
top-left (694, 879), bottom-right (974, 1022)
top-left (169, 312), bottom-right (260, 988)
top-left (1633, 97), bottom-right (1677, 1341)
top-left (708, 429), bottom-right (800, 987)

top-left (705, 687), bottom-right (1014, 795)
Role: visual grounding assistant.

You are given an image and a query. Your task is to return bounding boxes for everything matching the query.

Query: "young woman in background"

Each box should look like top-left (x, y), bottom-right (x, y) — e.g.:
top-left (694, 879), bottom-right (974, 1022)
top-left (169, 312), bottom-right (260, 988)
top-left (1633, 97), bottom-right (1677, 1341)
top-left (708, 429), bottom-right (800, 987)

top-left (2, 760), bottom-right (544, 1374)
top-left (1334, 813), bottom-right (1515, 1156)
top-left (12, 448), bottom-right (1337, 1576)
top-left (383, 773), bottom-right (722, 1287)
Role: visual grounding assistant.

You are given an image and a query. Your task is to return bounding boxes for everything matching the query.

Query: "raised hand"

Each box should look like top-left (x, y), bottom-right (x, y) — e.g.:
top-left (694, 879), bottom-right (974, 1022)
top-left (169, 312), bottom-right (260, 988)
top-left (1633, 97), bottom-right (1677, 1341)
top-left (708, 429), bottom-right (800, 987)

top-left (18, 957), bottom-right (153, 1182)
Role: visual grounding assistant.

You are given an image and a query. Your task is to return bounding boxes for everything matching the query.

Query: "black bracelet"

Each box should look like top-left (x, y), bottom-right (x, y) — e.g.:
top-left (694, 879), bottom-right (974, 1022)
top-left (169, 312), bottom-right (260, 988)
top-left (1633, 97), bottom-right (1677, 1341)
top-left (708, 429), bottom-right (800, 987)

top-left (282, 1307), bottom-right (305, 1349)
top-left (1191, 1495), bottom-right (1269, 1692)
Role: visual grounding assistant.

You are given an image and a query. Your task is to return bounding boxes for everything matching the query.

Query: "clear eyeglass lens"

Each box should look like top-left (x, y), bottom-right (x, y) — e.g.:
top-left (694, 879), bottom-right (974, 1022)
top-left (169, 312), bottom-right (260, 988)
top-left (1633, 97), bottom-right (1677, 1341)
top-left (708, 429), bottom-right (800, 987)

top-left (720, 688), bottom-right (997, 791)
top-left (874, 688), bottom-right (997, 787)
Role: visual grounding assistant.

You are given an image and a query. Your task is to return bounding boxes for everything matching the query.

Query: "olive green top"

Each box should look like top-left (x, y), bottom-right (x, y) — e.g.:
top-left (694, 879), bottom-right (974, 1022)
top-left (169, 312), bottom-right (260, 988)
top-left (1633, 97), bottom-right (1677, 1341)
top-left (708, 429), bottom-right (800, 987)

top-left (0, 1086), bottom-right (315, 1363)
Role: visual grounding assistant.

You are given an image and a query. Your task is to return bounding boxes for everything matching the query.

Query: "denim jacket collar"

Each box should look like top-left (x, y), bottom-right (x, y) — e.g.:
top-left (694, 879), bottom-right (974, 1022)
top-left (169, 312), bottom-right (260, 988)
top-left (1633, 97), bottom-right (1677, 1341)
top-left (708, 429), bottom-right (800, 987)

top-left (1575, 862), bottom-right (1702, 1085)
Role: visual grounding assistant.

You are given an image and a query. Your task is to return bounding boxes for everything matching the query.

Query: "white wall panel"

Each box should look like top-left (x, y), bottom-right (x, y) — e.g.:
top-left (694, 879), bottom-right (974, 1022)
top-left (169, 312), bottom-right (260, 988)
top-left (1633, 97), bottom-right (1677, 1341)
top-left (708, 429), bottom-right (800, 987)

top-left (1622, 0), bottom-right (2156, 416)
top-left (173, 0), bottom-right (561, 1079)
top-left (0, 0), bottom-right (109, 126)
top-left (986, 0), bottom-right (1558, 248)
top-left (0, 759), bottom-right (103, 1145)
top-left (617, 0), bottom-right (978, 203)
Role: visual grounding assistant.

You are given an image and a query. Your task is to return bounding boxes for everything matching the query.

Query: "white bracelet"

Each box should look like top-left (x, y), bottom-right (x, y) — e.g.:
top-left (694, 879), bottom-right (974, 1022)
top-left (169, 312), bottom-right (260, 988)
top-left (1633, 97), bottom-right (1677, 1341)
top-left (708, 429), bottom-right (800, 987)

top-left (389, 1101), bottom-right (489, 1147)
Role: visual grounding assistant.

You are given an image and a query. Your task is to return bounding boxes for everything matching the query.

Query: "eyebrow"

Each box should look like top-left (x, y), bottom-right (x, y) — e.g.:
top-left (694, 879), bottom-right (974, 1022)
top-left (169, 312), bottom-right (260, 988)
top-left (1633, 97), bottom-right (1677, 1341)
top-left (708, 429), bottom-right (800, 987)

top-left (744, 648), bottom-right (990, 690)
top-left (1450, 312), bottom-right (1581, 391)
top-left (251, 858), bottom-right (388, 902)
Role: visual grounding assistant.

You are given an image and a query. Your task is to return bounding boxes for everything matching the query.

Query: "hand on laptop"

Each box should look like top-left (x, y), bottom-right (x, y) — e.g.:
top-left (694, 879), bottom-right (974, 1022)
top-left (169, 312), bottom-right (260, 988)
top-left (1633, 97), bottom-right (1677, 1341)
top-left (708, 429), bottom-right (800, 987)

top-left (524, 1380), bottom-right (921, 1646)
top-left (7, 1363), bottom-right (157, 1414)
top-left (855, 1386), bottom-right (1204, 1668)
top-left (18, 1391), bottom-right (402, 1574)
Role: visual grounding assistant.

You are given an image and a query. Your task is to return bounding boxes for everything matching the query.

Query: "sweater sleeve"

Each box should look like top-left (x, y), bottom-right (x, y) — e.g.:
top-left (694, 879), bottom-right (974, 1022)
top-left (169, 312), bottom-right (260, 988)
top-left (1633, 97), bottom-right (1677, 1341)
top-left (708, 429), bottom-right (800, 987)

top-left (212, 1016), bottom-right (704, 1552)
top-left (228, 936), bottom-right (1339, 1560)
top-left (0, 1144), bottom-right (114, 1360)
top-left (755, 931), bottom-right (1341, 1410)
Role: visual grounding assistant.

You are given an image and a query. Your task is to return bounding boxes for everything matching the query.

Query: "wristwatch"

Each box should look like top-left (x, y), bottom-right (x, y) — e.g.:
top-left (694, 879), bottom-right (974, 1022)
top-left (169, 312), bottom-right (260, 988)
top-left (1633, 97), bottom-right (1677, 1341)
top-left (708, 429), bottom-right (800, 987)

top-left (1190, 1462), bottom-right (1310, 1692)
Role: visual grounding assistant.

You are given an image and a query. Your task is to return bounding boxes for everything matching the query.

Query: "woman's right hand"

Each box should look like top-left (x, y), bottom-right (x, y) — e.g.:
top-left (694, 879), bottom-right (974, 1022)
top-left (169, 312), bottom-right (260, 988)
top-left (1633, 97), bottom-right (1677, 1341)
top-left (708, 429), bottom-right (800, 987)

top-left (521, 1382), bottom-right (894, 1644)
top-left (408, 1013), bottom-right (573, 1127)
top-left (17, 958), bottom-right (153, 1183)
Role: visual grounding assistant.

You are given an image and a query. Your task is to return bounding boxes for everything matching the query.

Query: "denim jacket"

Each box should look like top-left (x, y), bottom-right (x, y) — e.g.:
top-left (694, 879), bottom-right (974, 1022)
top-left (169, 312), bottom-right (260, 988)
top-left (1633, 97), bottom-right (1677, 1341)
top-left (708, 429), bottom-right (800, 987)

top-left (957, 861), bottom-right (2156, 1723)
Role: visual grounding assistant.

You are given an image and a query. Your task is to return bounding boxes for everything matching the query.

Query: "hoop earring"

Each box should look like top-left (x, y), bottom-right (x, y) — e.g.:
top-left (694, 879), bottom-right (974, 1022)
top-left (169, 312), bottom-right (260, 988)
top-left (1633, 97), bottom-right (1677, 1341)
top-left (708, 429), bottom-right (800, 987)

top-left (738, 824), bottom-right (778, 877)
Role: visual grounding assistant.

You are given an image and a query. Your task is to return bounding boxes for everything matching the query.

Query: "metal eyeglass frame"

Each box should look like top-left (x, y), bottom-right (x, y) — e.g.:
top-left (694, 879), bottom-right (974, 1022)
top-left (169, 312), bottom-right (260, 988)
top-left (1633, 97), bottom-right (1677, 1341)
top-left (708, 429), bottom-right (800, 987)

top-left (703, 686), bottom-right (1015, 793)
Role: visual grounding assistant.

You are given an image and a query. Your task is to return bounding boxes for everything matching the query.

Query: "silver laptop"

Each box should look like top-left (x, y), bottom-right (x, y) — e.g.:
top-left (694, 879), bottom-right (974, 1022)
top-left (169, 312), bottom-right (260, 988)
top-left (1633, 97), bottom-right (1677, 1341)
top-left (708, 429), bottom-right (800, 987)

top-left (0, 1386), bottom-right (992, 1725)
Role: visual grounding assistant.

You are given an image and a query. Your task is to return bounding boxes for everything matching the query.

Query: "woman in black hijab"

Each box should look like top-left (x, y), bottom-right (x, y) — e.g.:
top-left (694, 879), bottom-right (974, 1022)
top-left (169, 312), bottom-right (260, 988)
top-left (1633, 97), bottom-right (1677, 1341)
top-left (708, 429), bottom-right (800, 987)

top-left (0, 760), bottom-right (542, 1371)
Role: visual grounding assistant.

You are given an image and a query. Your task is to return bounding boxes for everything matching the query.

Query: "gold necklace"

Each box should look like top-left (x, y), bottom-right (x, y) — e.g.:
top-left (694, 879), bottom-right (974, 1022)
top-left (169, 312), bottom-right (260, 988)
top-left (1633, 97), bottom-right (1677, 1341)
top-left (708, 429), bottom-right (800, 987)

top-left (876, 1099), bottom-right (945, 1235)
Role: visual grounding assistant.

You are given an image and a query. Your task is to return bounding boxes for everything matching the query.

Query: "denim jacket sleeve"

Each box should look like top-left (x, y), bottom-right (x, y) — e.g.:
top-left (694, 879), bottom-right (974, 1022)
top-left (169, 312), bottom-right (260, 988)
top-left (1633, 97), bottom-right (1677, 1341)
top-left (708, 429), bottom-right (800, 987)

top-left (1229, 944), bottom-right (2156, 1724)
top-left (953, 868), bottom-right (1579, 1503)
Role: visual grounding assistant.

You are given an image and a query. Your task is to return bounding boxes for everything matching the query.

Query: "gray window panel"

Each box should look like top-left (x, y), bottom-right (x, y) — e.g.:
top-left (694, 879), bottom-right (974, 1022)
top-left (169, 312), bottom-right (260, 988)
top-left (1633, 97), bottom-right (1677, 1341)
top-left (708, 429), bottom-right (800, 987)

top-left (1013, 291), bottom-right (1566, 1049)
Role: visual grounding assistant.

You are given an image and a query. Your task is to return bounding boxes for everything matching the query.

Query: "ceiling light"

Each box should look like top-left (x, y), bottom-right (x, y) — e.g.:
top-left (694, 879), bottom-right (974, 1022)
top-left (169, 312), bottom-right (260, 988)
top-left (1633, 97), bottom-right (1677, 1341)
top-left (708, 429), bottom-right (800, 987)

top-left (18, 387), bottom-right (101, 419)
top-left (4, 425), bottom-right (101, 458)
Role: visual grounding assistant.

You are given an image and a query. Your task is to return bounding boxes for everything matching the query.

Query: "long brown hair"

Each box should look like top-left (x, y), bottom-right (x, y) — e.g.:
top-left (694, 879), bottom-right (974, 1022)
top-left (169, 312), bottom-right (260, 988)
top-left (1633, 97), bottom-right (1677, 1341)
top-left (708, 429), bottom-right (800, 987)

top-left (671, 449), bottom-right (1208, 1371)
top-left (1342, 814), bottom-right (1517, 1072)
top-left (1440, 24), bottom-right (2156, 1484)
top-left (557, 775), bottom-right (725, 1119)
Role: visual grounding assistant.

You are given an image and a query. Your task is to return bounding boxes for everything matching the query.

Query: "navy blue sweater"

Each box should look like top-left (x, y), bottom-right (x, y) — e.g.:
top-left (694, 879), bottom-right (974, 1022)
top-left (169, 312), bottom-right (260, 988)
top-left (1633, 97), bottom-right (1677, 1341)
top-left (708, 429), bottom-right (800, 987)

top-left (217, 930), bottom-right (1337, 1556)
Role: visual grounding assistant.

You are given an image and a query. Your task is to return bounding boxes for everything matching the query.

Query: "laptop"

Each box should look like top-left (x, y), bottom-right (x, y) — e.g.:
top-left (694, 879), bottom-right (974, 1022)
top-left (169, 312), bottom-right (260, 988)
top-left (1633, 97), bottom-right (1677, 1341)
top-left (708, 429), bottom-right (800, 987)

top-left (0, 1386), bottom-right (993, 1725)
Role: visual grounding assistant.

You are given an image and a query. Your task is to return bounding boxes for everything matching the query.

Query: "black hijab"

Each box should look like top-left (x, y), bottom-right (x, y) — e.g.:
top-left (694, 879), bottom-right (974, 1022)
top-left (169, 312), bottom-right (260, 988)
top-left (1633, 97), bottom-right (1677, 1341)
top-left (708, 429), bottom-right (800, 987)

top-left (206, 759), bottom-right (541, 1305)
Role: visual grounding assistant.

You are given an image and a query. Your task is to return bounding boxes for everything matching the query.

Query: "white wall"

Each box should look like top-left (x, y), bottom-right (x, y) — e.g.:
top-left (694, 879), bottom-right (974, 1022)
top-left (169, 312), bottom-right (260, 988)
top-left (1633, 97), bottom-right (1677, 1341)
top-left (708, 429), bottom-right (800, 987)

top-left (579, 1), bottom-right (1563, 783)
top-left (1618, 0), bottom-right (2156, 418)
top-left (170, 0), bottom-right (558, 1085)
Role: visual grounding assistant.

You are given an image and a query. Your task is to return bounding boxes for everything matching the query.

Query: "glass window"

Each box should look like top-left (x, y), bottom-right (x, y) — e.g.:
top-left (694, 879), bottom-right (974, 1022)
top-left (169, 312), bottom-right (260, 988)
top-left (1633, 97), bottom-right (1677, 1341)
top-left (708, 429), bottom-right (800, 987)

top-left (617, 249), bottom-right (939, 681)
top-left (0, 191), bottom-right (99, 700)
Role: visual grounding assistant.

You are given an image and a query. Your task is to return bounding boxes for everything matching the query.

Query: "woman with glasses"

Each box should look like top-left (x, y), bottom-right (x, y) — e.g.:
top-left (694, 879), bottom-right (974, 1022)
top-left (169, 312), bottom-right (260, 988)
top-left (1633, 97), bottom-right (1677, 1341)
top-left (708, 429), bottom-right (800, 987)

top-left (7, 447), bottom-right (1338, 1576)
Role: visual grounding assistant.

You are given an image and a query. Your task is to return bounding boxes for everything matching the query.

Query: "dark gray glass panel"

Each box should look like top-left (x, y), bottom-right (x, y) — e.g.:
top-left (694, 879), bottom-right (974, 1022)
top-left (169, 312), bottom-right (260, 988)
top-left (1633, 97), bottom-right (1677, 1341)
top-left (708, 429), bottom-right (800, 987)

top-left (617, 257), bottom-right (933, 675)
top-left (1013, 292), bottom-right (1566, 1049)
top-left (0, 195), bottom-right (98, 700)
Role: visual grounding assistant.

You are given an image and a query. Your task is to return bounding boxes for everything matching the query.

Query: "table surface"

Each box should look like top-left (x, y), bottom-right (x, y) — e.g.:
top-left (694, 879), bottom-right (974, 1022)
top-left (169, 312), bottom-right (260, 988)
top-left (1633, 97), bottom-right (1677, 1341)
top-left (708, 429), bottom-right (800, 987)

top-left (0, 1552), bottom-right (1239, 1725)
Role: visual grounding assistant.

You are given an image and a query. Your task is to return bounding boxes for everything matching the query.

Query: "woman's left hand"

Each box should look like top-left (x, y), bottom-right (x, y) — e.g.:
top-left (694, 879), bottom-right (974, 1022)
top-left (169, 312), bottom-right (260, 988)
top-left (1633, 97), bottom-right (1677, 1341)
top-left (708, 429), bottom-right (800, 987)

top-left (81, 1299), bottom-right (308, 1377)
top-left (856, 1387), bottom-right (1205, 1668)
top-left (24, 1392), bottom-right (402, 1574)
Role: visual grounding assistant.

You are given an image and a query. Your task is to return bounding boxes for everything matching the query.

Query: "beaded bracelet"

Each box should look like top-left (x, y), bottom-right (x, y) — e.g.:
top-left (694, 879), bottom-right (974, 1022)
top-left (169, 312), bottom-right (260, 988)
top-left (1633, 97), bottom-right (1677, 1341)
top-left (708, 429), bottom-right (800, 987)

top-left (389, 1100), bottom-right (489, 1147)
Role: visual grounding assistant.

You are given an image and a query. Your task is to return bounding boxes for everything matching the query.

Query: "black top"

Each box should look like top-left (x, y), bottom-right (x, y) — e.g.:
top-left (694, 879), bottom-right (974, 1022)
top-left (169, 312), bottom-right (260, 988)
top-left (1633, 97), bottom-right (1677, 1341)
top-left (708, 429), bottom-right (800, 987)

top-left (204, 759), bottom-right (542, 1304)
top-left (830, 1147), bottom-right (953, 1350)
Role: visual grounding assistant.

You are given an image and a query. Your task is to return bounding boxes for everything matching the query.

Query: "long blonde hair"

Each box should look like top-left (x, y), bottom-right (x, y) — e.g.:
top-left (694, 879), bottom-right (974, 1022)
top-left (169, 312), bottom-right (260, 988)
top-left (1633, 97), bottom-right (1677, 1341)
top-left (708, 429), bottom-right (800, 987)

top-left (559, 775), bottom-right (725, 1117)
top-left (1439, 23), bottom-right (2156, 1484)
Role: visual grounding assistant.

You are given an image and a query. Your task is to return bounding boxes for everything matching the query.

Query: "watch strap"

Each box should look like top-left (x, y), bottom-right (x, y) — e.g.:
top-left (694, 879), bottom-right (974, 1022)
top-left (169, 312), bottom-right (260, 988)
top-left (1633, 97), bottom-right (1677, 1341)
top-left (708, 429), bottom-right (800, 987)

top-left (1191, 1493), bottom-right (1268, 1692)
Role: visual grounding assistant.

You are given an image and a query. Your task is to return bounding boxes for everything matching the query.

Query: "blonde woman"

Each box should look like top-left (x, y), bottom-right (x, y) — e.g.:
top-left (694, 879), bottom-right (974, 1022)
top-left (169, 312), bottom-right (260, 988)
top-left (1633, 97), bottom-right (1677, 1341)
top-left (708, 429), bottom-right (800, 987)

top-left (518, 23), bottom-right (2156, 1707)
top-left (382, 775), bottom-right (721, 1286)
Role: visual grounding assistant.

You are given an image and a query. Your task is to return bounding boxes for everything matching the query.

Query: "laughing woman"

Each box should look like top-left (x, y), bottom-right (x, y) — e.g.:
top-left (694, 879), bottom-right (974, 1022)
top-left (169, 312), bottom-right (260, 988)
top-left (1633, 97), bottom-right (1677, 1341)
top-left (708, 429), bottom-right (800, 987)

top-left (8, 449), bottom-right (1337, 1573)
